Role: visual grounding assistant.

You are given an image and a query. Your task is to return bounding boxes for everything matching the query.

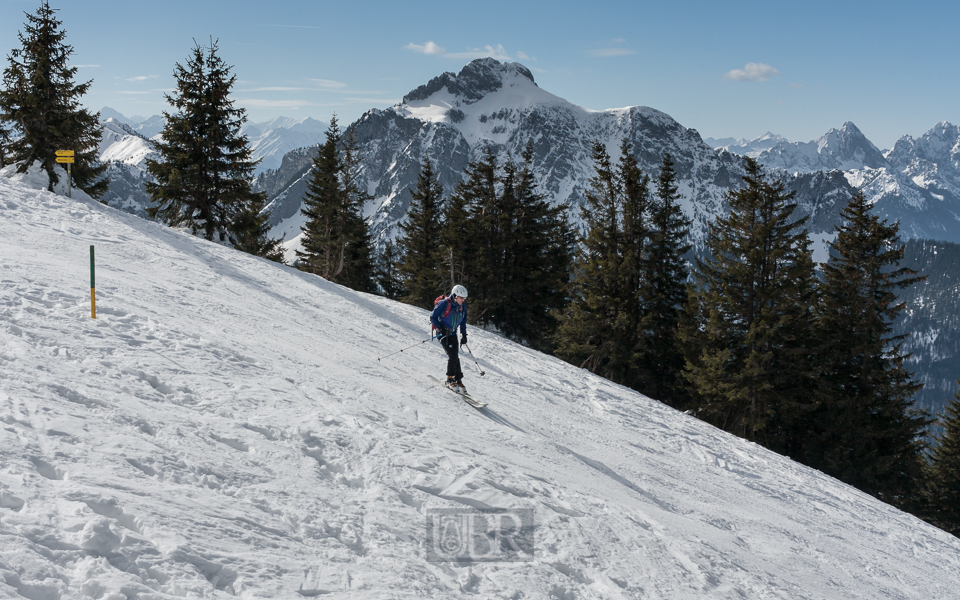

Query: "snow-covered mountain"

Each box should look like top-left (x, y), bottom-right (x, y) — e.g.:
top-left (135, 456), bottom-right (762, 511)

top-left (704, 132), bottom-right (789, 158)
top-left (886, 121), bottom-right (960, 202)
top-left (96, 119), bottom-right (157, 218)
top-left (754, 121), bottom-right (960, 243)
top-left (98, 119), bottom-right (153, 168)
top-left (756, 122), bottom-right (889, 173)
top-left (266, 61), bottom-right (949, 261)
top-left (241, 116), bottom-right (326, 175)
top-left (99, 107), bottom-right (165, 140)
top-left (92, 111), bottom-right (328, 218)
top-left (260, 59), bottom-right (781, 255)
top-left (4, 167), bottom-right (960, 599)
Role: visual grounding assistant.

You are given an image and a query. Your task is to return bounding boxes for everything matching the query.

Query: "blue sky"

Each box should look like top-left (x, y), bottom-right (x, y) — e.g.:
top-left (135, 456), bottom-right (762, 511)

top-left (1, 0), bottom-right (957, 149)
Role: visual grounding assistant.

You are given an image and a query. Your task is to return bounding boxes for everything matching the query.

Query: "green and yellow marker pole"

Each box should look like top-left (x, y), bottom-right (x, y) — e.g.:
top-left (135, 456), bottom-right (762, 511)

top-left (90, 245), bottom-right (96, 319)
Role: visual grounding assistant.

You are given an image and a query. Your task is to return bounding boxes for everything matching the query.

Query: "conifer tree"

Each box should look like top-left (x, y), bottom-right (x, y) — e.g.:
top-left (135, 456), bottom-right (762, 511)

top-left (146, 39), bottom-right (277, 259)
top-left (229, 195), bottom-right (286, 263)
top-left (337, 126), bottom-right (375, 292)
top-left (0, 1), bottom-right (107, 196)
top-left (451, 150), bottom-right (499, 321)
top-left (682, 158), bottom-right (819, 455)
top-left (810, 189), bottom-right (929, 504)
top-left (556, 141), bottom-right (645, 384)
top-left (925, 382), bottom-right (960, 536)
top-left (297, 116), bottom-right (344, 278)
top-left (494, 143), bottom-right (573, 350)
top-left (0, 121), bottom-right (12, 168)
top-left (619, 142), bottom-right (651, 354)
top-left (438, 163), bottom-right (473, 291)
top-left (374, 239), bottom-right (405, 300)
top-left (439, 146), bottom-right (572, 349)
top-left (296, 118), bottom-right (375, 291)
top-left (396, 158), bottom-right (446, 309)
top-left (638, 152), bottom-right (692, 406)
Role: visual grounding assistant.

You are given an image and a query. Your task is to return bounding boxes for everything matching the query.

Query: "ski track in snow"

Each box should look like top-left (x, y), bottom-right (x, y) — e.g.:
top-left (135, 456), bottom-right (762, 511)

top-left (2, 173), bottom-right (960, 599)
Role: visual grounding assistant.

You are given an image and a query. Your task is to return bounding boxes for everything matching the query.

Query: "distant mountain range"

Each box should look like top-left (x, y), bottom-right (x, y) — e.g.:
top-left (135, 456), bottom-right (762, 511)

top-left (92, 109), bottom-right (328, 216)
top-left (250, 60), bottom-right (960, 258)
top-left (703, 133), bottom-right (788, 158)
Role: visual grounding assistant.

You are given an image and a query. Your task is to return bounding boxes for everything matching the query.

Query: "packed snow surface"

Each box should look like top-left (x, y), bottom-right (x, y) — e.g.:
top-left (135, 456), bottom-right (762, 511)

top-left (2, 172), bottom-right (960, 599)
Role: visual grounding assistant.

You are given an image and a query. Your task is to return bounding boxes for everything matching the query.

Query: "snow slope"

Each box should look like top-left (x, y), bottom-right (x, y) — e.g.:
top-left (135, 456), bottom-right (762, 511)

top-left (2, 174), bottom-right (960, 599)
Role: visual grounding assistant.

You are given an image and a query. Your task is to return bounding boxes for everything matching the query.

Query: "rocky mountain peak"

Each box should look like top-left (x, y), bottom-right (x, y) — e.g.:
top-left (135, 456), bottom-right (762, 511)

top-left (834, 122), bottom-right (885, 167)
top-left (402, 58), bottom-right (537, 104)
top-left (887, 122), bottom-right (960, 171)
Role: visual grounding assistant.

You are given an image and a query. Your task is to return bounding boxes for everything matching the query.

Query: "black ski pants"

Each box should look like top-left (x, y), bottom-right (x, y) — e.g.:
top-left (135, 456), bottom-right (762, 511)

top-left (440, 330), bottom-right (463, 381)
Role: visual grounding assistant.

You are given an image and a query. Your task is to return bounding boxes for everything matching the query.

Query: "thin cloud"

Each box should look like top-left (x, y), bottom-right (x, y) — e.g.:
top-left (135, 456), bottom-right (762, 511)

top-left (75, 64), bottom-right (100, 68)
top-left (406, 41), bottom-right (445, 55)
top-left (789, 82), bottom-right (803, 89)
top-left (723, 62), bottom-right (781, 82)
top-left (123, 75), bottom-right (158, 82)
top-left (405, 42), bottom-right (515, 61)
top-left (306, 78), bottom-right (347, 89)
top-left (448, 45), bottom-right (511, 61)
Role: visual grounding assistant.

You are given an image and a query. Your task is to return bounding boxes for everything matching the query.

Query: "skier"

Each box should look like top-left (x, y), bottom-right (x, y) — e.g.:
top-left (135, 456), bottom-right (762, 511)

top-left (431, 284), bottom-right (469, 392)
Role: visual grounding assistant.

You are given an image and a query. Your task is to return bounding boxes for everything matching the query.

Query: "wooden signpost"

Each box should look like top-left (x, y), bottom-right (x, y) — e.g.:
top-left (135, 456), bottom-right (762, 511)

top-left (56, 150), bottom-right (74, 197)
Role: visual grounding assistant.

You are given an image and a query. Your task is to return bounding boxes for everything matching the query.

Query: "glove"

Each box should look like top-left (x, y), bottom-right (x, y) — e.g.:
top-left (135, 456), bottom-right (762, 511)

top-left (460, 333), bottom-right (468, 348)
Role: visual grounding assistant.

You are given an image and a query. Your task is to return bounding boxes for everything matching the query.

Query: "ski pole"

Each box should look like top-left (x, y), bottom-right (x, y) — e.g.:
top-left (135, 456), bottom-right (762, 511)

top-left (462, 343), bottom-right (485, 376)
top-left (377, 333), bottom-right (441, 363)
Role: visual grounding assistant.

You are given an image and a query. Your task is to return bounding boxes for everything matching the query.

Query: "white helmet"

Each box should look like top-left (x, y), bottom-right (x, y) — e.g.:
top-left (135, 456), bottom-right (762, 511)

top-left (451, 284), bottom-right (468, 299)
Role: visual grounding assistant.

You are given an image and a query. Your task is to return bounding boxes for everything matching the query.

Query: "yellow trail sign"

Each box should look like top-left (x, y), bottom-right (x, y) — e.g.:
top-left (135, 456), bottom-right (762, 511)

top-left (55, 150), bottom-right (74, 157)
top-left (56, 156), bottom-right (74, 163)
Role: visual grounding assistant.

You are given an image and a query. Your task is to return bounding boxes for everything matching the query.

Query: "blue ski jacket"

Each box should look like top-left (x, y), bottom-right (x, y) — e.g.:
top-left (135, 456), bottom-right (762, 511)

top-left (430, 297), bottom-right (467, 336)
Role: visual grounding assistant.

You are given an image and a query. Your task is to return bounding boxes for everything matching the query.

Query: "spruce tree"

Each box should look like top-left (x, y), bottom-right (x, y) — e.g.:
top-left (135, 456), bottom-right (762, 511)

top-left (682, 158), bottom-right (819, 455)
top-left (556, 141), bottom-right (645, 384)
top-left (494, 142), bottom-right (573, 350)
top-left (0, 121), bottom-right (12, 168)
top-left (437, 145), bottom-right (572, 349)
top-left (296, 118), bottom-right (375, 291)
top-left (337, 126), bottom-right (375, 292)
top-left (374, 239), bottom-right (405, 300)
top-left (146, 39), bottom-right (276, 258)
top-left (438, 162), bottom-right (473, 291)
top-left (638, 152), bottom-right (692, 406)
top-left (811, 189), bottom-right (929, 504)
top-left (619, 141), bottom-right (651, 360)
top-left (0, 1), bottom-right (107, 196)
top-left (229, 195), bottom-right (286, 263)
top-left (396, 158), bottom-right (446, 309)
top-left (454, 150), bottom-right (499, 323)
top-left (925, 382), bottom-right (960, 536)
top-left (297, 116), bottom-right (344, 278)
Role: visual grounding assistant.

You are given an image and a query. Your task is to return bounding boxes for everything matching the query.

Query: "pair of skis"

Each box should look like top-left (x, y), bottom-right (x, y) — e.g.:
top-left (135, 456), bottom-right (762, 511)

top-left (428, 375), bottom-right (487, 408)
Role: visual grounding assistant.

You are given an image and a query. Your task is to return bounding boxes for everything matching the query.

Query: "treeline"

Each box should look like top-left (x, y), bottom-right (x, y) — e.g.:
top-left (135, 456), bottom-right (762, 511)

top-left (898, 240), bottom-right (960, 416)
